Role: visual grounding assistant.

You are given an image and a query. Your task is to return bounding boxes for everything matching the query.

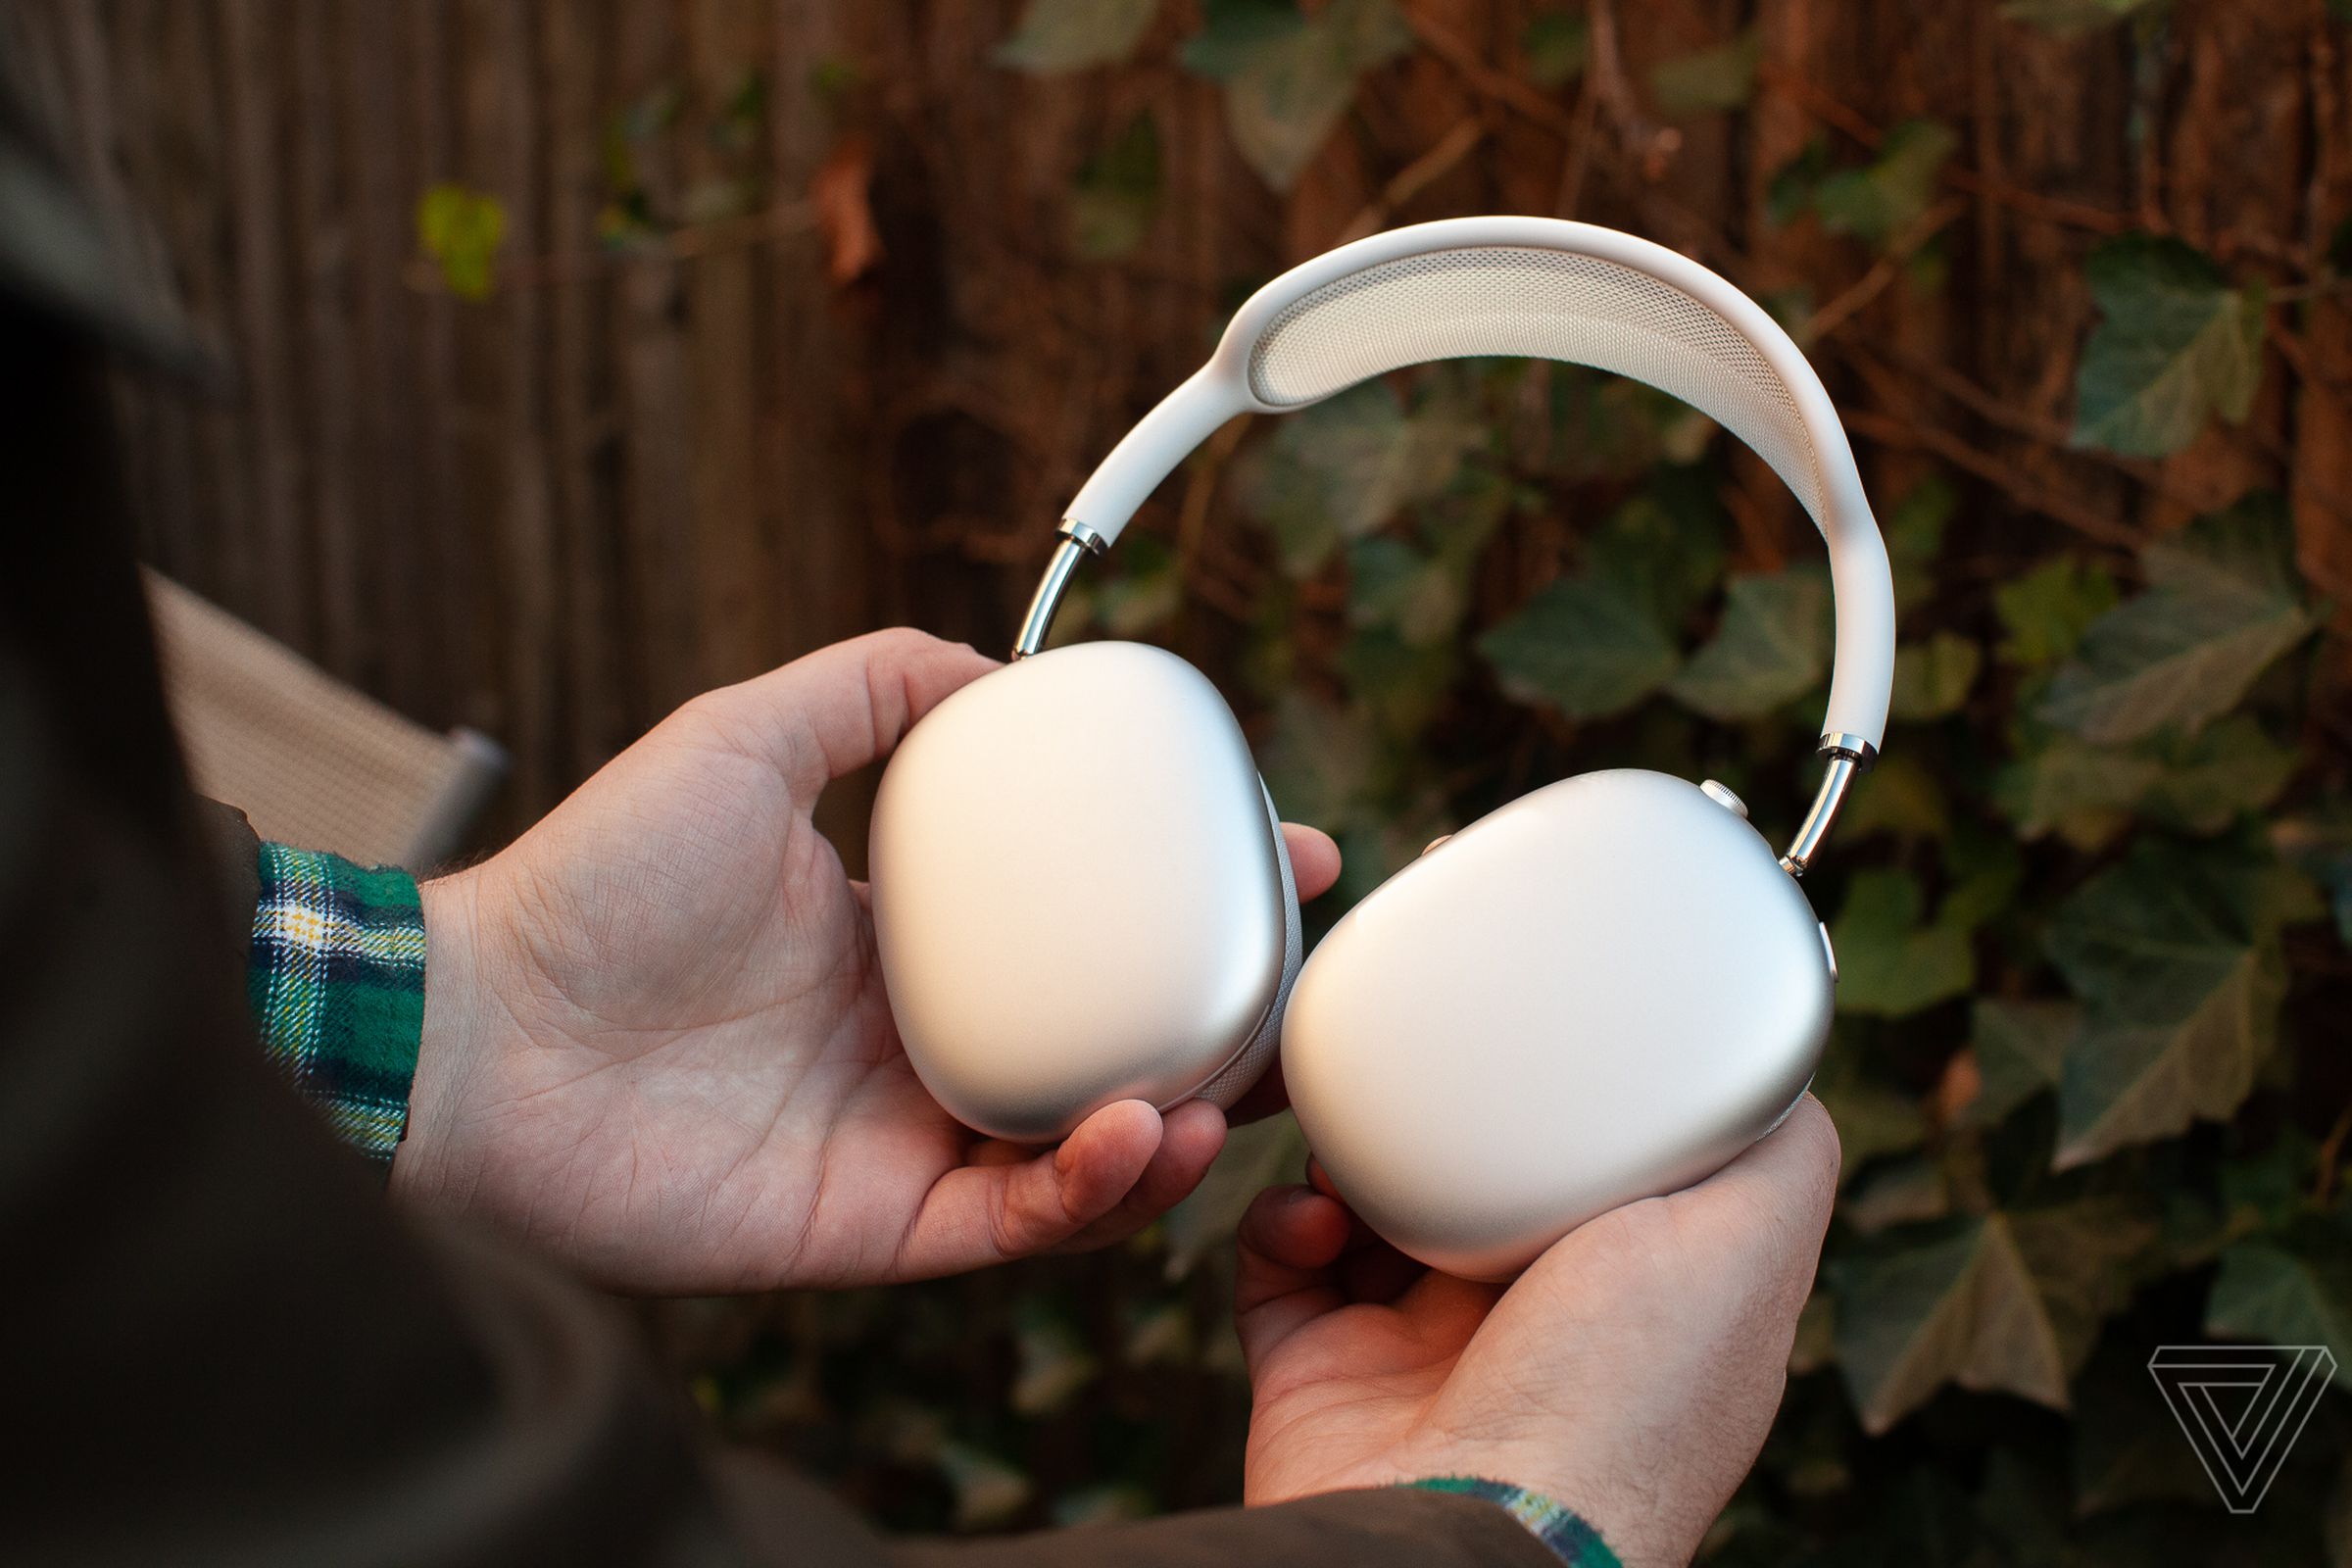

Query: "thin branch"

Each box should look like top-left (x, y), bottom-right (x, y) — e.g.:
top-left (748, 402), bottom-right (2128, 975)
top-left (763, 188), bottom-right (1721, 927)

top-left (1838, 404), bottom-right (2142, 548)
top-left (1336, 116), bottom-right (1488, 244)
top-left (1802, 197), bottom-right (1967, 342)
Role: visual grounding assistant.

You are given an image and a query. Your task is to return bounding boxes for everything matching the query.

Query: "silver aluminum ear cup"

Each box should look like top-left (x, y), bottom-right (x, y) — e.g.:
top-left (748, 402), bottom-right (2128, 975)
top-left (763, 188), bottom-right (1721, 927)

top-left (1188, 780), bottom-right (1301, 1111)
top-left (870, 642), bottom-right (1294, 1143)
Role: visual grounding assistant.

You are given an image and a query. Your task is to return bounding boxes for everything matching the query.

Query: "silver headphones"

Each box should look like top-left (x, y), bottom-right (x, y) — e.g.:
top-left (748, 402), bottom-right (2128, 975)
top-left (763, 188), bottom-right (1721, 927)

top-left (869, 218), bottom-right (1895, 1280)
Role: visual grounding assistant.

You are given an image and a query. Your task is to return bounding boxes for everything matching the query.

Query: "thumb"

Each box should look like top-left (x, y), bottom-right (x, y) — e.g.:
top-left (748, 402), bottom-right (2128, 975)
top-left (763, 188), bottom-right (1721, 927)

top-left (708, 628), bottom-right (999, 804)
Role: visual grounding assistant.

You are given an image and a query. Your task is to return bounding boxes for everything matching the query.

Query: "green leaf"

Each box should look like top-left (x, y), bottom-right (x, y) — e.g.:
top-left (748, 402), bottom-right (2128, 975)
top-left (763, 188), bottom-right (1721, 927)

top-left (1180, 0), bottom-right (1300, 74)
top-left (2001, 0), bottom-right (2164, 34)
top-left (1832, 1201), bottom-right (2154, 1432)
top-left (1232, 379), bottom-right (1484, 574)
top-left (1348, 536), bottom-right (1465, 647)
top-left (2044, 838), bottom-right (2292, 1168)
top-left (2072, 1343), bottom-right (2219, 1514)
top-left (1830, 868), bottom-right (1976, 1018)
top-left (1838, 751), bottom-right (1952, 842)
top-left (1813, 1038), bottom-right (1929, 1180)
top-left (1182, 0), bottom-right (1410, 189)
top-left (1084, 531), bottom-right (1184, 637)
top-left (1667, 568), bottom-right (1832, 721)
top-left (1994, 557), bottom-right (2120, 667)
top-left (996, 0), bottom-right (1158, 73)
top-left (1889, 633), bottom-right (1984, 722)
top-left (1478, 576), bottom-right (1681, 720)
top-left (2038, 496), bottom-right (2317, 744)
top-left (2070, 234), bottom-right (2267, 457)
top-left (2137, 713), bottom-right (2301, 832)
top-left (1068, 112), bottom-right (1162, 260)
top-left (1339, 627), bottom-right (1459, 741)
top-left (1257, 692), bottom-right (1384, 831)
top-left (1521, 12), bottom-right (1589, 87)
top-left (2207, 1236), bottom-right (2352, 1390)
top-left (1843, 1155), bottom-right (1953, 1234)
top-left (1648, 28), bottom-right (1760, 117)
top-left (1962, 999), bottom-right (2075, 1128)
top-left (936, 1440), bottom-right (1034, 1530)
top-left (1009, 1304), bottom-right (1100, 1416)
top-left (1584, 466), bottom-right (1731, 625)
top-left (1812, 120), bottom-right (1958, 246)
top-left (1996, 712), bottom-right (2297, 846)
top-left (1993, 730), bottom-right (2161, 849)
top-left (416, 182), bottom-right (508, 300)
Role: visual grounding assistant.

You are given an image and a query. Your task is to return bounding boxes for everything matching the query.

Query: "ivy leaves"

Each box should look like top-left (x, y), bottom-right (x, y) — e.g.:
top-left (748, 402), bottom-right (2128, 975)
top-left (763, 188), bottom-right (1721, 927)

top-left (416, 183), bottom-right (508, 300)
top-left (1232, 378), bottom-right (1485, 575)
top-left (2037, 496), bottom-right (2319, 743)
top-left (1479, 472), bottom-right (1840, 726)
top-left (1833, 1201), bottom-right (2155, 1433)
top-left (1477, 577), bottom-right (1680, 718)
top-left (1068, 114), bottom-right (1162, 260)
top-left (2071, 235), bottom-right (2268, 457)
top-left (1183, 0), bottom-right (1411, 189)
top-left (2043, 839), bottom-right (2304, 1168)
top-left (995, 0), bottom-right (1159, 73)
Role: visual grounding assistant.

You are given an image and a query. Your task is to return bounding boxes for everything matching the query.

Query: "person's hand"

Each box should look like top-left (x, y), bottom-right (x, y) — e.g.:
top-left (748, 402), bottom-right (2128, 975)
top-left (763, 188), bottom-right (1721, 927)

top-left (1238, 1099), bottom-right (1838, 1568)
top-left (391, 629), bottom-right (1342, 1295)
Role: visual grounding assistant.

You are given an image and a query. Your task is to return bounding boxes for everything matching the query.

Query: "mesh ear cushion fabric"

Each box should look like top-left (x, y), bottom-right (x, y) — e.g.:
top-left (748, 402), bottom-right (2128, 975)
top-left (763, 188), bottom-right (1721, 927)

top-left (1192, 781), bottom-right (1301, 1111)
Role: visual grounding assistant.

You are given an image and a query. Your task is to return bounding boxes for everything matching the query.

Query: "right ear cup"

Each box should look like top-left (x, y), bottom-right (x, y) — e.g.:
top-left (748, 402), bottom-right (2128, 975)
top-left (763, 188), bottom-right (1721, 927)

top-left (1191, 779), bottom-right (1300, 1111)
top-left (869, 641), bottom-right (1298, 1144)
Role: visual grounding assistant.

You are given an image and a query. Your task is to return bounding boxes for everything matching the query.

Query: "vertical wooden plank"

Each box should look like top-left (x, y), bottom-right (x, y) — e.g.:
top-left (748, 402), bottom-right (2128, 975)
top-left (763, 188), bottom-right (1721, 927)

top-left (686, 0), bottom-right (774, 691)
top-left (480, 0), bottom-right (558, 820)
top-left (337, 0), bottom-right (422, 699)
top-left (610, 2), bottom-right (701, 722)
top-left (216, 0), bottom-right (309, 646)
top-left (546, 0), bottom-right (629, 780)
top-left (769, 0), bottom-right (874, 662)
top-left (158, 0), bottom-right (259, 611)
top-left (290, 0), bottom-right (362, 675)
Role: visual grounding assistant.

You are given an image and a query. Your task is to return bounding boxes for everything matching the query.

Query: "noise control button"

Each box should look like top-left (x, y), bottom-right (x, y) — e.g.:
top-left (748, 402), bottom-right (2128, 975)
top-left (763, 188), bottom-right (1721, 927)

top-left (1699, 779), bottom-right (1748, 817)
top-left (1420, 834), bottom-right (1452, 858)
top-left (1819, 921), bottom-right (1838, 985)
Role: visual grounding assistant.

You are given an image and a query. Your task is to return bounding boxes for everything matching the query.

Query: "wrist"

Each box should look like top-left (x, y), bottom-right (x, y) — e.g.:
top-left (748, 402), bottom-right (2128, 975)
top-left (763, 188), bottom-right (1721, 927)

top-left (390, 866), bottom-right (491, 1202)
top-left (1401, 1479), bottom-right (1623, 1568)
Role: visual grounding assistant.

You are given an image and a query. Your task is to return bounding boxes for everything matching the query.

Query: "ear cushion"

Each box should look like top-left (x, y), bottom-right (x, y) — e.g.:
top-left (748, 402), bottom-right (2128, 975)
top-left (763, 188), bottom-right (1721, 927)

top-left (1190, 779), bottom-right (1301, 1111)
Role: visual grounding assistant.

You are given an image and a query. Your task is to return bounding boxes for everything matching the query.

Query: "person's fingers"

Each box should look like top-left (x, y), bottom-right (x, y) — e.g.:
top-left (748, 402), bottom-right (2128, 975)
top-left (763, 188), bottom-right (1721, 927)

top-left (1235, 1185), bottom-right (1351, 1374)
top-left (1669, 1095), bottom-right (1841, 1269)
top-left (1049, 1098), bottom-right (1228, 1254)
top-left (1279, 822), bottom-right (1342, 901)
top-left (894, 1099), bottom-right (1163, 1277)
top-left (704, 628), bottom-right (1001, 802)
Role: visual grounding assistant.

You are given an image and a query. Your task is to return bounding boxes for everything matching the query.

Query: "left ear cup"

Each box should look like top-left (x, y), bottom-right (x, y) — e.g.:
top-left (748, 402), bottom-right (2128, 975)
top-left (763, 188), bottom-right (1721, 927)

top-left (1190, 779), bottom-right (1300, 1110)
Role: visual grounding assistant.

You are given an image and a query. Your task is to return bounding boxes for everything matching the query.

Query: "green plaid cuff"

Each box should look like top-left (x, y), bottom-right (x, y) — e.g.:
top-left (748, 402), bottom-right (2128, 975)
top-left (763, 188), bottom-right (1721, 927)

top-left (247, 843), bottom-right (426, 1168)
top-left (1402, 1478), bottom-right (1622, 1567)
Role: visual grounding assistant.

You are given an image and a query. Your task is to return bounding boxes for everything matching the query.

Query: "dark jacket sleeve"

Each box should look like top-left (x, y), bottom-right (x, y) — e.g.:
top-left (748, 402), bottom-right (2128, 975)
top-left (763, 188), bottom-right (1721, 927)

top-left (0, 313), bottom-right (1552, 1568)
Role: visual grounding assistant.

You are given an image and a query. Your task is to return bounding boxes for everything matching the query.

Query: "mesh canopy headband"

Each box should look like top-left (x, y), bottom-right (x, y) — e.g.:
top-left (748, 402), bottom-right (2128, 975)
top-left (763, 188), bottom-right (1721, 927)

top-left (1016, 218), bottom-right (1896, 872)
top-left (1247, 247), bottom-right (1826, 526)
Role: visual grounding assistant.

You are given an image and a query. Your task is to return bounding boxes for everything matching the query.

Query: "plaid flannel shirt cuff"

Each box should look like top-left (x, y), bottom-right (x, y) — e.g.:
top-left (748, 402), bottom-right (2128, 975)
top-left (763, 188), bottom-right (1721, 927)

top-left (247, 843), bottom-right (426, 1169)
top-left (1400, 1478), bottom-right (1623, 1567)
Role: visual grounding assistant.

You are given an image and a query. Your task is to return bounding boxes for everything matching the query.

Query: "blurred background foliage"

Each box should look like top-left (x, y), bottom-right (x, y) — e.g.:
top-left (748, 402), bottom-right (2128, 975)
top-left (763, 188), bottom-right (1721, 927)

top-left (16, 0), bottom-right (2352, 1559)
